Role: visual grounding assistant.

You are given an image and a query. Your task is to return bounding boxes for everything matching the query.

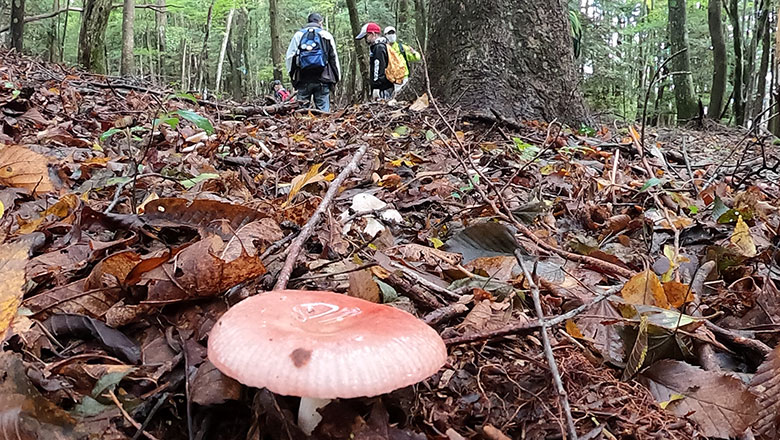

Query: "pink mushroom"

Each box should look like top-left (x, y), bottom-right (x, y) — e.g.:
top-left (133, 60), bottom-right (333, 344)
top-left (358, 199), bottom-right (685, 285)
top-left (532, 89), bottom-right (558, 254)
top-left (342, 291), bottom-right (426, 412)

top-left (207, 290), bottom-right (448, 435)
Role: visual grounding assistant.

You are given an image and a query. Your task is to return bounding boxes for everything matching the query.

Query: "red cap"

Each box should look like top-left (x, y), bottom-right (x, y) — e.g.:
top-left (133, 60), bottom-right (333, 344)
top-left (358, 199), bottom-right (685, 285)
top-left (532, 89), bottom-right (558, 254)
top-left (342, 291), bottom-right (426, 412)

top-left (356, 22), bottom-right (382, 40)
top-left (207, 290), bottom-right (448, 399)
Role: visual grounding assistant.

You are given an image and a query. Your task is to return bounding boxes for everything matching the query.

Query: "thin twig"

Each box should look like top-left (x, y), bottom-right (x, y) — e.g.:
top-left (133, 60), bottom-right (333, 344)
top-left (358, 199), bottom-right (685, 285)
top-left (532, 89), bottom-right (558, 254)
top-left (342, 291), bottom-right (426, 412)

top-left (273, 144), bottom-right (369, 290)
top-left (131, 393), bottom-right (169, 440)
top-left (517, 253), bottom-right (578, 439)
top-left (106, 390), bottom-right (161, 440)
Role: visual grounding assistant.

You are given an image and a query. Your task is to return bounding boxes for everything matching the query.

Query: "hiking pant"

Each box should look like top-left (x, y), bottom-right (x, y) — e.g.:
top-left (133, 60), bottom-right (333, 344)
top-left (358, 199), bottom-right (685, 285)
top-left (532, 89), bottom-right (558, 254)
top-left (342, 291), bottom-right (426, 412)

top-left (393, 77), bottom-right (409, 97)
top-left (297, 82), bottom-right (330, 112)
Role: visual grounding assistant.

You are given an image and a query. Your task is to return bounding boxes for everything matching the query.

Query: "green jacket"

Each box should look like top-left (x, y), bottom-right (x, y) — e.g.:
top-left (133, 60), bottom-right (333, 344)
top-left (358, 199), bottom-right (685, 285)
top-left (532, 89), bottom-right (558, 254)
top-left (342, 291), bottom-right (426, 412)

top-left (388, 41), bottom-right (421, 78)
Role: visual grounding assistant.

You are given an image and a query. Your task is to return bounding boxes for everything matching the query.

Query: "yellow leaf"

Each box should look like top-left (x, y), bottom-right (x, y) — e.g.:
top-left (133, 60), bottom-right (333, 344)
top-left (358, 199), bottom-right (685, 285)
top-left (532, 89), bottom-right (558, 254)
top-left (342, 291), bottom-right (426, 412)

top-left (137, 192), bottom-right (159, 214)
top-left (731, 215), bottom-right (757, 257)
top-left (0, 200), bottom-right (4, 218)
top-left (566, 320), bottom-right (584, 338)
top-left (283, 163), bottom-right (328, 207)
top-left (429, 237), bottom-right (444, 249)
top-left (659, 393), bottom-right (685, 409)
top-left (0, 145), bottom-right (54, 195)
top-left (41, 194), bottom-right (79, 218)
top-left (539, 164), bottom-right (556, 175)
top-left (0, 241), bottom-right (31, 341)
top-left (621, 269), bottom-right (669, 308)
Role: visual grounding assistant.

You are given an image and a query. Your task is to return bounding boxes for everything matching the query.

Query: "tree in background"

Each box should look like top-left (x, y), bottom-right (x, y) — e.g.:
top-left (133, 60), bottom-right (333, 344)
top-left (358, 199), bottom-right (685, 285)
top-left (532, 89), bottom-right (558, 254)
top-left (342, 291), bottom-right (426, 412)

top-left (77, 0), bottom-right (111, 73)
top-left (120, 0), bottom-right (134, 75)
top-left (426, 0), bottom-right (588, 125)
top-left (707, 0), bottom-right (726, 120)
top-left (668, 0), bottom-right (699, 122)
top-left (268, 0), bottom-right (283, 81)
top-left (10, 0), bottom-right (25, 51)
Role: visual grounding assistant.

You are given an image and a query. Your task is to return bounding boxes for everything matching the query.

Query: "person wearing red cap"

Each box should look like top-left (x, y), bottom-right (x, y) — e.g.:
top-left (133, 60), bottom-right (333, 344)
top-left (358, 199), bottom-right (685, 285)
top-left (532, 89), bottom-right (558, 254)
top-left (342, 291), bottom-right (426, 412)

top-left (355, 22), bottom-right (394, 100)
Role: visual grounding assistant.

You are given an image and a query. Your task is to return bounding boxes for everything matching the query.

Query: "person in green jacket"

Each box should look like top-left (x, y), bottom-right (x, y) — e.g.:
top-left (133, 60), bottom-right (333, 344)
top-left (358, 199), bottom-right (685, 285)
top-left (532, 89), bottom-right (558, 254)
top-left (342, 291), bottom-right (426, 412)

top-left (383, 26), bottom-right (421, 96)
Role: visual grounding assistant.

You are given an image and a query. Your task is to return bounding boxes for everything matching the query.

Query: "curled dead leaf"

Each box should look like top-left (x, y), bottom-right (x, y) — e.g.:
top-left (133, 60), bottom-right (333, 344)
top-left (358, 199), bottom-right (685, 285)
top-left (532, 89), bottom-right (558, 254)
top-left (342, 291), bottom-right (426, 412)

top-left (0, 145), bottom-right (53, 195)
top-left (621, 269), bottom-right (669, 309)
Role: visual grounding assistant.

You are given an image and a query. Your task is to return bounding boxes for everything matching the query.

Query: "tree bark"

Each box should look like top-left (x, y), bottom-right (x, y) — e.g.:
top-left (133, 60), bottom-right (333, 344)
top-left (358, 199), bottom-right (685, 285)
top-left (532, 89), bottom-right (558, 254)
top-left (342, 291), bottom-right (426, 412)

top-left (414, 0), bottom-right (427, 51)
top-left (268, 0), bottom-right (283, 81)
top-left (197, 0), bottom-right (216, 93)
top-left (752, 13), bottom-right (771, 124)
top-left (346, 0), bottom-right (370, 101)
top-left (230, 8), bottom-right (248, 100)
top-left (707, 0), bottom-right (727, 119)
top-left (78, 0), bottom-right (112, 73)
top-left (120, 0), bottom-right (134, 75)
top-left (743, 0), bottom-right (769, 123)
top-left (215, 8), bottom-right (235, 96)
top-left (10, 0), bottom-right (25, 52)
top-left (427, 0), bottom-right (588, 125)
top-left (727, 0), bottom-right (745, 125)
top-left (180, 38), bottom-right (187, 89)
top-left (770, 2), bottom-right (780, 135)
top-left (668, 0), bottom-right (698, 122)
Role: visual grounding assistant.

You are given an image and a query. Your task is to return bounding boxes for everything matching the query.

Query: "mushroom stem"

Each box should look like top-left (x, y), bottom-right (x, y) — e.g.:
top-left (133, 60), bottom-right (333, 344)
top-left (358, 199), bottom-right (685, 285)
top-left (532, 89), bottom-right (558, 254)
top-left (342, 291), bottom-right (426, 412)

top-left (297, 397), bottom-right (330, 435)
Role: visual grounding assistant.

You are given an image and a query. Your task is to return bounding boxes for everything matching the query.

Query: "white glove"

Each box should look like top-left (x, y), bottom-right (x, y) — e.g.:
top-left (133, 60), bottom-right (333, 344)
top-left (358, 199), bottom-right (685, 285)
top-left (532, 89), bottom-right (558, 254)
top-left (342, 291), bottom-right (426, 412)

top-left (372, 89), bottom-right (380, 100)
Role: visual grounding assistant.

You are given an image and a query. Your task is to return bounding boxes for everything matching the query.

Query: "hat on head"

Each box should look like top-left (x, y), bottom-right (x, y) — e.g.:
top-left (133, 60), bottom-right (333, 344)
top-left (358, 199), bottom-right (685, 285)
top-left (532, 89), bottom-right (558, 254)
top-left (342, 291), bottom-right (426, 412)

top-left (307, 13), bottom-right (323, 23)
top-left (355, 22), bottom-right (382, 40)
top-left (384, 26), bottom-right (396, 34)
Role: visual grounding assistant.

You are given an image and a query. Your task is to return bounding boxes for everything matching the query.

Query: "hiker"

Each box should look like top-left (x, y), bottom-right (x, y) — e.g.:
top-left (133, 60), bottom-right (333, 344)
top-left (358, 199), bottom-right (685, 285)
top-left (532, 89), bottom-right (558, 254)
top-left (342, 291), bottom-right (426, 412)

top-left (355, 22), bottom-right (394, 100)
top-left (383, 26), bottom-right (421, 96)
top-left (285, 13), bottom-right (340, 112)
top-left (272, 80), bottom-right (291, 102)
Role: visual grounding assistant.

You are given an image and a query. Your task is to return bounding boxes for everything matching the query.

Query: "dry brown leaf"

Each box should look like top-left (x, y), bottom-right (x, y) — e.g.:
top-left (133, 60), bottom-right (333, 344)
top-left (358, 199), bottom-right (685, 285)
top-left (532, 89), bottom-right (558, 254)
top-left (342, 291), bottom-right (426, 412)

top-left (283, 163), bottom-right (330, 207)
top-left (750, 345), bottom-right (780, 439)
top-left (621, 269), bottom-right (669, 308)
top-left (465, 256), bottom-right (519, 282)
top-left (639, 359), bottom-right (758, 438)
top-left (0, 145), bottom-right (53, 195)
top-left (191, 361), bottom-right (242, 406)
top-left (458, 300), bottom-right (515, 332)
top-left (24, 279), bottom-right (124, 320)
top-left (0, 241), bottom-right (30, 341)
top-left (143, 235), bottom-right (266, 303)
top-left (663, 281), bottom-right (695, 308)
top-left (348, 268), bottom-right (381, 303)
top-left (385, 243), bottom-right (462, 266)
top-left (731, 215), bottom-right (757, 257)
top-left (142, 198), bottom-right (270, 240)
top-left (220, 218), bottom-right (284, 262)
top-left (409, 93), bottom-right (429, 112)
top-left (84, 250), bottom-right (143, 290)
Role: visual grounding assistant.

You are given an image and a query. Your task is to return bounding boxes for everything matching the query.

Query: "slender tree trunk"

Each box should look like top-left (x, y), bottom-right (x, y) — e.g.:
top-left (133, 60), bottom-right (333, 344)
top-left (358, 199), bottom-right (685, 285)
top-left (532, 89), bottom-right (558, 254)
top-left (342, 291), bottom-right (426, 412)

top-left (180, 38), bottom-right (187, 89)
top-left (48, 0), bottom-right (60, 61)
top-left (268, 0), bottom-right (283, 81)
top-left (230, 8), bottom-right (247, 100)
top-left (10, 0), bottom-right (25, 52)
top-left (120, 0), bottom-right (134, 75)
top-left (414, 0), bottom-right (427, 51)
top-left (155, 0), bottom-right (166, 82)
top-left (753, 15), bottom-right (771, 124)
top-left (427, 0), bottom-right (588, 124)
top-left (707, 0), bottom-right (727, 119)
top-left (60, 0), bottom-right (70, 60)
top-left (727, 0), bottom-right (745, 125)
top-left (197, 0), bottom-right (216, 93)
top-left (743, 0), bottom-right (768, 123)
top-left (668, 0), bottom-right (698, 122)
top-left (215, 8), bottom-right (235, 96)
top-left (77, 0), bottom-right (112, 73)
top-left (770, 2), bottom-right (780, 135)
top-left (346, 0), bottom-right (370, 100)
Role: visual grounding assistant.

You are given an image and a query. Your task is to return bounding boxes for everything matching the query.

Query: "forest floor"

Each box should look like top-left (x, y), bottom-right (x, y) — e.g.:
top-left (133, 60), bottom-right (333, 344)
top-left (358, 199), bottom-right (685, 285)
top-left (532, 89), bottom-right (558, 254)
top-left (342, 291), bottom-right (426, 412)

top-left (1, 49), bottom-right (779, 440)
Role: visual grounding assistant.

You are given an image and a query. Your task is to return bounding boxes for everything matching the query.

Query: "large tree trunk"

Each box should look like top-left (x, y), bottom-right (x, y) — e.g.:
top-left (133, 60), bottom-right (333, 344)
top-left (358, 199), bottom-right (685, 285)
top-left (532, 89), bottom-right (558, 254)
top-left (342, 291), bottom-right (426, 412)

top-left (268, 0), bottom-right (283, 81)
top-left (215, 8), bottom-right (235, 96)
top-left (727, 0), bottom-right (745, 125)
top-left (230, 8), bottom-right (248, 100)
top-left (346, 0), bottom-right (370, 101)
top-left (707, 0), bottom-right (727, 119)
top-left (426, 0), bottom-right (587, 125)
top-left (10, 0), bottom-right (25, 52)
top-left (120, 0), bottom-right (134, 75)
top-left (668, 0), bottom-right (698, 122)
top-left (78, 0), bottom-right (111, 73)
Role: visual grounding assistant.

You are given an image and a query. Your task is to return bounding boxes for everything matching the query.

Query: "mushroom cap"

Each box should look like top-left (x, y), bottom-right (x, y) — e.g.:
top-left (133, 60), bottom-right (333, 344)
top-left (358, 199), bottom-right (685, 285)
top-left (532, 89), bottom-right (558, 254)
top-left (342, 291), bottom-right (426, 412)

top-left (207, 290), bottom-right (448, 399)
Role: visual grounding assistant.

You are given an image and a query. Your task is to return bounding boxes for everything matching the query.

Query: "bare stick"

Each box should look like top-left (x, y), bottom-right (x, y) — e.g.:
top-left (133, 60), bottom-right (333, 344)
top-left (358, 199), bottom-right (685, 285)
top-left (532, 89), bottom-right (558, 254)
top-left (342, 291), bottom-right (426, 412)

top-left (444, 284), bottom-right (620, 346)
top-left (516, 252), bottom-right (578, 440)
top-left (106, 390), bottom-right (161, 440)
top-left (273, 144), bottom-right (369, 290)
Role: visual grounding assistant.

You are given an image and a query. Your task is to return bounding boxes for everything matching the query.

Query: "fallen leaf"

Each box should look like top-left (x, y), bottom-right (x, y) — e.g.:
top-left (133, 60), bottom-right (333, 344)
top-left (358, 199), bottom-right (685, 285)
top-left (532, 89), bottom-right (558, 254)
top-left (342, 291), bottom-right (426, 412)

top-left (750, 345), bottom-right (780, 439)
top-left (0, 145), bottom-right (53, 194)
top-left (444, 223), bottom-right (519, 263)
top-left (85, 250), bottom-right (143, 289)
top-left (385, 243), bottom-right (462, 266)
top-left (621, 315), bottom-right (648, 380)
top-left (621, 269), bottom-right (669, 308)
top-left (284, 163), bottom-right (329, 207)
top-left (348, 269), bottom-right (381, 303)
top-left (639, 359), bottom-right (759, 438)
top-left (409, 93), bottom-right (429, 112)
top-left (0, 241), bottom-right (30, 341)
top-left (663, 281), bottom-right (694, 308)
top-left (221, 219), bottom-right (284, 262)
top-left (44, 314), bottom-right (141, 364)
top-left (142, 198), bottom-right (270, 240)
top-left (731, 215), bottom-right (757, 257)
top-left (191, 361), bottom-right (242, 406)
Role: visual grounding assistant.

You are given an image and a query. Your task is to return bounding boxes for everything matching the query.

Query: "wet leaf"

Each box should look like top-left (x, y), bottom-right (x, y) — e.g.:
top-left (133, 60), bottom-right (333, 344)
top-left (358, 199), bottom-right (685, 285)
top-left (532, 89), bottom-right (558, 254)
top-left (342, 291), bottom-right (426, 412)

top-left (0, 145), bottom-right (54, 194)
top-left (0, 241), bottom-right (30, 341)
top-left (621, 269), bottom-right (669, 308)
top-left (191, 361), bottom-right (242, 406)
top-left (444, 223), bottom-right (519, 263)
top-left (639, 359), bottom-right (759, 438)
top-left (43, 314), bottom-right (141, 364)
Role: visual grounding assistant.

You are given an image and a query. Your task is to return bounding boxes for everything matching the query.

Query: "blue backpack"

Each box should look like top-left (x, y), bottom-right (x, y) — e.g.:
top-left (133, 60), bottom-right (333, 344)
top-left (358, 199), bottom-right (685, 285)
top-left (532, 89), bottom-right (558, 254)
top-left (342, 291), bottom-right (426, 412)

top-left (298, 27), bottom-right (328, 72)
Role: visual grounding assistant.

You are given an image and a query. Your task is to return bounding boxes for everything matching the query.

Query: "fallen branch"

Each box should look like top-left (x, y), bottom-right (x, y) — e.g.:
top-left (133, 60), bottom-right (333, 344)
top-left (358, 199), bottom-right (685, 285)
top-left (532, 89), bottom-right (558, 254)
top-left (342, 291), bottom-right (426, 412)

top-left (517, 253), bottom-right (578, 440)
top-left (444, 284), bottom-right (620, 346)
top-left (0, 7), bottom-right (83, 33)
top-left (704, 321), bottom-right (772, 358)
top-left (273, 144), bottom-right (368, 290)
top-left (384, 271), bottom-right (443, 311)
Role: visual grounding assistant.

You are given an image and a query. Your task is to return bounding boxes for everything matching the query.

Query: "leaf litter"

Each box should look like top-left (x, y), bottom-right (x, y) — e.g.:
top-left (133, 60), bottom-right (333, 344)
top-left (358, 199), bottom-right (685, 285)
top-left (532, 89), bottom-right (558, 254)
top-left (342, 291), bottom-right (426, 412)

top-left (1, 49), bottom-right (780, 439)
